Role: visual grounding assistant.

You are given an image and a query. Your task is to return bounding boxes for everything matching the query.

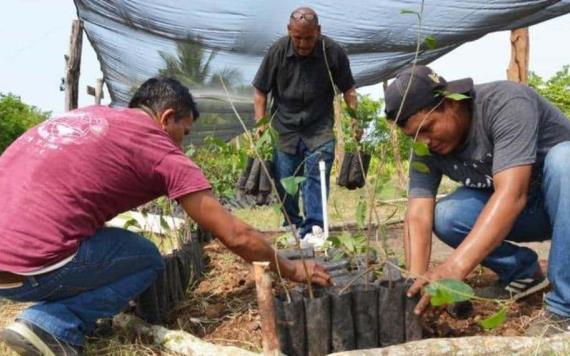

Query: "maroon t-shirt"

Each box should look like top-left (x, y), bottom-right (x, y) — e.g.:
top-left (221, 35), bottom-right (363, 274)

top-left (0, 106), bottom-right (211, 273)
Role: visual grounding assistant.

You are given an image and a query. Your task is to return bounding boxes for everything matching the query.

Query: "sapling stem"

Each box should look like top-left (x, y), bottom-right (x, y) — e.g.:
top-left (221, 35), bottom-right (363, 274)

top-left (219, 76), bottom-right (315, 299)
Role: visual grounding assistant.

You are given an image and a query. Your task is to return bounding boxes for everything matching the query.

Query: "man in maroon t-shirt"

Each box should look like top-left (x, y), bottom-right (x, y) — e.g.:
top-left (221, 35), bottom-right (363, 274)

top-left (0, 78), bottom-right (330, 355)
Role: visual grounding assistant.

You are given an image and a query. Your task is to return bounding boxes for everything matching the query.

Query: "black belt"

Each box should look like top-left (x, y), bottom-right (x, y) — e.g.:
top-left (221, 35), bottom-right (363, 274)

top-left (0, 271), bottom-right (26, 285)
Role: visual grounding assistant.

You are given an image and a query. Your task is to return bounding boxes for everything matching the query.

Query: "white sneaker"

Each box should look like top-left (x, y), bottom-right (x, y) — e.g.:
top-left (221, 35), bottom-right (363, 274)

top-left (301, 226), bottom-right (327, 250)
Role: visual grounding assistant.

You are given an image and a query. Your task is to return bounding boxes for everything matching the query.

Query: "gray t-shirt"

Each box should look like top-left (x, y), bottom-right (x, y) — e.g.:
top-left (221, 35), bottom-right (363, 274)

top-left (409, 81), bottom-right (570, 198)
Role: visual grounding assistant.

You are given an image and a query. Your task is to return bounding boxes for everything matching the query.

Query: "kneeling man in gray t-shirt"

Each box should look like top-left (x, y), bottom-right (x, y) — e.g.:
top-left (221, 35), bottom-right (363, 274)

top-left (384, 65), bottom-right (570, 336)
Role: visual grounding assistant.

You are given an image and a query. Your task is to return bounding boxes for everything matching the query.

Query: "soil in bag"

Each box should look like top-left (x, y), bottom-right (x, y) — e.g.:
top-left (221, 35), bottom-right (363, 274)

top-left (346, 151), bottom-right (371, 189)
top-left (171, 254), bottom-right (185, 302)
top-left (352, 283), bottom-right (379, 349)
top-left (154, 268), bottom-right (169, 322)
top-left (136, 283), bottom-right (160, 323)
top-left (165, 256), bottom-right (178, 307)
top-left (304, 288), bottom-right (331, 356)
top-left (378, 280), bottom-right (405, 346)
top-left (279, 247), bottom-right (314, 260)
top-left (322, 259), bottom-right (349, 272)
top-left (275, 290), bottom-right (306, 356)
top-left (336, 152), bottom-right (352, 188)
top-left (245, 159), bottom-right (261, 195)
top-left (237, 157), bottom-right (254, 191)
top-left (329, 287), bottom-right (355, 352)
top-left (404, 280), bottom-right (423, 341)
top-left (258, 160), bottom-right (273, 194)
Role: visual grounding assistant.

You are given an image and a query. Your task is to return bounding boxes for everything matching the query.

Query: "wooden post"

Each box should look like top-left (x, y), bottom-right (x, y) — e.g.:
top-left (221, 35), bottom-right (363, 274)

top-left (87, 78), bottom-right (105, 105)
top-left (334, 96), bottom-right (345, 170)
top-left (253, 262), bottom-right (279, 355)
top-left (64, 20), bottom-right (84, 111)
top-left (506, 28), bottom-right (529, 84)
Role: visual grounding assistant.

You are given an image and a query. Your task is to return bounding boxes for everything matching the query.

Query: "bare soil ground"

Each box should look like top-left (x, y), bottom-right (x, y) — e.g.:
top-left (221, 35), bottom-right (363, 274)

top-left (166, 238), bottom-right (549, 352)
top-left (0, 227), bottom-right (550, 355)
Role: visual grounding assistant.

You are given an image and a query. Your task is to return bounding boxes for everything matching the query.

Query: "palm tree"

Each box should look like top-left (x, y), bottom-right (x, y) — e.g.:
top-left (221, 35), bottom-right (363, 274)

top-left (158, 36), bottom-right (244, 90)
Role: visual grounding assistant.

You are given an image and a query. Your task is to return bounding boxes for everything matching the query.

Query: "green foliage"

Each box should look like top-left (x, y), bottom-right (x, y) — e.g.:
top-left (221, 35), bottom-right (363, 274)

top-left (411, 161), bottom-right (430, 174)
top-left (479, 306), bottom-right (507, 330)
top-left (413, 142), bottom-right (430, 157)
top-left (445, 92), bottom-right (470, 101)
top-left (340, 94), bottom-right (412, 162)
top-left (330, 231), bottom-right (368, 258)
top-left (373, 174), bottom-right (406, 199)
top-left (0, 93), bottom-right (49, 153)
top-left (254, 127), bottom-right (277, 160)
top-left (187, 136), bottom-right (248, 198)
top-left (255, 115), bottom-right (270, 128)
top-left (158, 36), bottom-right (243, 89)
top-left (280, 176), bottom-right (306, 195)
top-left (529, 65), bottom-right (570, 118)
top-left (425, 279), bottom-right (474, 306)
top-left (400, 9), bottom-right (417, 15)
top-left (424, 35), bottom-right (437, 50)
top-left (123, 218), bottom-right (141, 231)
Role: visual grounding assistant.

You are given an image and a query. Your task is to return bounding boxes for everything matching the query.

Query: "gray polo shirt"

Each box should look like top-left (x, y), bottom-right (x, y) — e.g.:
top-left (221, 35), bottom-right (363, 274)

top-left (253, 35), bottom-right (355, 154)
top-left (409, 81), bottom-right (570, 197)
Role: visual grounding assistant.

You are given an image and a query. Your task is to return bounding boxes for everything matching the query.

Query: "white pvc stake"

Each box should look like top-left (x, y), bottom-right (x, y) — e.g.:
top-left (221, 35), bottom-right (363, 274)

top-left (319, 160), bottom-right (329, 239)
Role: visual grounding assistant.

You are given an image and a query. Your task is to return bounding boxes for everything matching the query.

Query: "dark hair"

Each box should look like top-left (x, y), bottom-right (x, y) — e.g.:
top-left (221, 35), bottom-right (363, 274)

top-left (129, 77), bottom-right (199, 121)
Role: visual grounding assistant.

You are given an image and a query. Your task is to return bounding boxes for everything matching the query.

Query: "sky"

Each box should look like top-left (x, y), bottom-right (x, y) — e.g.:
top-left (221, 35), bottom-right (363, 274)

top-left (1, 1), bottom-right (569, 114)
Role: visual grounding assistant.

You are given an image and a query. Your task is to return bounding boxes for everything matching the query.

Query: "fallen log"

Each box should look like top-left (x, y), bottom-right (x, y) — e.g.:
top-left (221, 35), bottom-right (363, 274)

top-left (329, 333), bottom-right (570, 355)
top-left (113, 313), bottom-right (259, 356)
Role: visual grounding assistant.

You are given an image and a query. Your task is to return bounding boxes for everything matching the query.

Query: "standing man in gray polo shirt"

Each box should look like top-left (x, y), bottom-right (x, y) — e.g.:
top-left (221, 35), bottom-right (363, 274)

top-left (252, 6), bottom-right (357, 243)
top-left (384, 65), bottom-right (570, 336)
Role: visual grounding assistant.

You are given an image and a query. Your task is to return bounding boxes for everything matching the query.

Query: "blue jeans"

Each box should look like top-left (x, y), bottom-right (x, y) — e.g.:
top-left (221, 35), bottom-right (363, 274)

top-left (0, 228), bottom-right (164, 346)
top-left (273, 140), bottom-right (335, 237)
top-left (434, 141), bottom-right (570, 316)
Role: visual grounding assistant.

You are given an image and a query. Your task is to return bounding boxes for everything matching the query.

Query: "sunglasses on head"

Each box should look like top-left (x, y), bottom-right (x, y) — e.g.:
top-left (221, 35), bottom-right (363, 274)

top-left (290, 12), bottom-right (318, 23)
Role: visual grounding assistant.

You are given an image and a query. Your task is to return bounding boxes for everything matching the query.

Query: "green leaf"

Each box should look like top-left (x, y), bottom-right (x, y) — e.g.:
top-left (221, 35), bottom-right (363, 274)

top-left (255, 115), bottom-right (270, 128)
top-left (208, 137), bottom-right (227, 148)
top-left (413, 142), bottom-right (431, 157)
top-left (356, 201), bottom-right (367, 229)
top-left (271, 204), bottom-right (282, 217)
top-left (280, 176), bottom-right (306, 195)
top-left (445, 93), bottom-right (470, 101)
top-left (123, 218), bottom-right (141, 230)
top-left (376, 179), bottom-right (403, 200)
top-left (411, 161), bottom-right (430, 174)
top-left (267, 127), bottom-right (278, 147)
top-left (435, 89), bottom-right (471, 102)
top-left (479, 307), bottom-right (507, 330)
top-left (159, 215), bottom-right (171, 233)
top-left (445, 92), bottom-right (471, 101)
top-left (344, 106), bottom-right (357, 118)
top-left (255, 129), bottom-right (272, 151)
top-left (424, 35), bottom-right (437, 50)
top-left (400, 9), bottom-right (417, 15)
top-left (425, 279), bottom-right (474, 306)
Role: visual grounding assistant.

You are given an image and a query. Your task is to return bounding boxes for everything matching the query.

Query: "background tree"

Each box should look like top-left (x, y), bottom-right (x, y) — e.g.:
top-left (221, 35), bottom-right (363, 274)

top-left (529, 65), bottom-right (570, 117)
top-left (0, 93), bottom-right (49, 153)
top-left (158, 37), bottom-right (243, 89)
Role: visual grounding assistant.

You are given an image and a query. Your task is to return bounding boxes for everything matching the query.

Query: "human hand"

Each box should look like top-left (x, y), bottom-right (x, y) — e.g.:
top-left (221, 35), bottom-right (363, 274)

top-left (288, 260), bottom-right (332, 287)
top-left (255, 125), bottom-right (266, 139)
top-left (407, 261), bottom-right (465, 316)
